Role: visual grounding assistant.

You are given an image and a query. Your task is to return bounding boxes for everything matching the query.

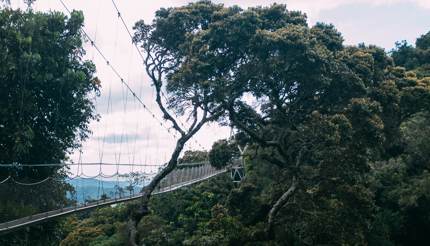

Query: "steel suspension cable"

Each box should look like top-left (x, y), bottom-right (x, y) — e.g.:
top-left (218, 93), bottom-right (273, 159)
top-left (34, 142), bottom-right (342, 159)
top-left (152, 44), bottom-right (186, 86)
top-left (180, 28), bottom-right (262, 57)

top-left (11, 176), bottom-right (51, 186)
top-left (58, 0), bottom-right (178, 140)
top-left (0, 163), bottom-right (167, 167)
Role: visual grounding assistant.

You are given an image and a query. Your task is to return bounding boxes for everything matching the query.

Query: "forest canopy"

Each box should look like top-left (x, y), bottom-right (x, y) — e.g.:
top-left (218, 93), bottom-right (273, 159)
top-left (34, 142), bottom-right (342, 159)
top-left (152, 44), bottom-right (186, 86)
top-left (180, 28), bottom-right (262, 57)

top-left (1, 1), bottom-right (430, 245)
top-left (61, 2), bottom-right (430, 245)
top-left (131, 2), bottom-right (430, 244)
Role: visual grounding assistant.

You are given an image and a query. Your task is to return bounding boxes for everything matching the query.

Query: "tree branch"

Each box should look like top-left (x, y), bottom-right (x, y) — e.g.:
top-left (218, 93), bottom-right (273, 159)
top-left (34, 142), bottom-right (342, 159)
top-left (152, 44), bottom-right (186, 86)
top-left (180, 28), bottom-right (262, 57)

top-left (144, 51), bottom-right (185, 136)
top-left (129, 31), bottom-right (225, 245)
top-left (267, 176), bottom-right (297, 238)
top-left (267, 148), bottom-right (304, 238)
top-left (187, 103), bottom-right (199, 132)
top-left (229, 108), bottom-right (289, 159)
top-left (260, 153), bottom-right (285, 168)
top-left (127, 106), bottom-right (222, 245)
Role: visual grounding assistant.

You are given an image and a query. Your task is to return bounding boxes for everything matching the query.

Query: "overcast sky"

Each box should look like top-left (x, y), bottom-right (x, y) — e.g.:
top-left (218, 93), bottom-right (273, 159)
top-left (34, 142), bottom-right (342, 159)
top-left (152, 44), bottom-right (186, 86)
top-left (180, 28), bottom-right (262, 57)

top-left (9, 0), bottom-right (430, 176)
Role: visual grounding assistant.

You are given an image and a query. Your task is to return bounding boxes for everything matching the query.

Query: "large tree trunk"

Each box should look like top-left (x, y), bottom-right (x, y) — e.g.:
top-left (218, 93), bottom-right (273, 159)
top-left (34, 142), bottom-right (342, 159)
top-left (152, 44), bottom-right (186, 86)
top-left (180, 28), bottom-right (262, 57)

top-left (267, 176), bottom-right (297, 239)
top-left (127, 218), bottom-right (139, 246)
top-left (127, 138), bottom-right (186, 246)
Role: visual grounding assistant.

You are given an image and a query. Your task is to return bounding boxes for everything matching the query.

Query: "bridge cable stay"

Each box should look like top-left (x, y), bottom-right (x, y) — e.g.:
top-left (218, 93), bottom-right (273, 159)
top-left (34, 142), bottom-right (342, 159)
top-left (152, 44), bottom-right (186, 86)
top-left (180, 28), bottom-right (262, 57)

top-left (91, 10), bottom-right (104, 201)
top-left (93, 10), bottom-right (104, 200)
top-left (135, 71), bottom-right (146, 174)
top-left (125, 39), bottom-right (137, 173)
top-left (57, 0), bottom-right (177, 141)
top-left (114, 13), bottom-right (123, 200)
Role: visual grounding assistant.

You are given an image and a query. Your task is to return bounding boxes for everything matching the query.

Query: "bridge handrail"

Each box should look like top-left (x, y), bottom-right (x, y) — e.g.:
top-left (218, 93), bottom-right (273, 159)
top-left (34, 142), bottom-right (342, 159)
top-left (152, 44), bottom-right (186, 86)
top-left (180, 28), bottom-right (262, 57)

top-left (0, 167), bottom-right (227, 234)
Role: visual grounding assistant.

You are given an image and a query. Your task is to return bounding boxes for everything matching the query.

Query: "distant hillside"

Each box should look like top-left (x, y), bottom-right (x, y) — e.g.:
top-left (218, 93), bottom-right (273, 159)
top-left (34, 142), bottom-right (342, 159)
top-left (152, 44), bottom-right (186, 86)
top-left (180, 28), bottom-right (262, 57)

top-left (67, 178), bottom-right (143, 203)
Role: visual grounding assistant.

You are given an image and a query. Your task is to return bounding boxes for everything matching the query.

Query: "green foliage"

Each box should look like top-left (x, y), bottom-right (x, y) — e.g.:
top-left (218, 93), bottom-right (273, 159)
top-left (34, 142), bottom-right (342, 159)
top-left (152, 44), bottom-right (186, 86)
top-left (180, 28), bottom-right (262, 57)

top-left (0, 7), bottom-right (99, 245)
top-left (138, 214), bottom-right (184, 246)
top-left (179, 150), bottom-right (208, 163)
top-left (145, 2), bottom-right (389, 243)
top-left (184, 204), bottom-right (248, 246)
top-left (369, 110), bottom-right (430, 245)
top-left (55, 2), bottom-right (430, 245)
top-left (0, 8), bottom-right (98, 166)
top-left (392, 31), bottom-right (430, 77)
top-left (209, 139), bottom-right (238, 169)
top-left (60, 174), bottom-right (237, 245)
top-left (60, 207), bottom-right (128, 246)
top-left (132, 1), bottom-right (430, 245)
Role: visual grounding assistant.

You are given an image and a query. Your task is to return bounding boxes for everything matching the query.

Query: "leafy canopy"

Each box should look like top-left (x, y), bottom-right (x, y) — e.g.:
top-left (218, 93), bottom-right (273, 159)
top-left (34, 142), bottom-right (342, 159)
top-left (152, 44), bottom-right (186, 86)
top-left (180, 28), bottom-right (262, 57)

top-left (0, 7), bottom-right (99, 246)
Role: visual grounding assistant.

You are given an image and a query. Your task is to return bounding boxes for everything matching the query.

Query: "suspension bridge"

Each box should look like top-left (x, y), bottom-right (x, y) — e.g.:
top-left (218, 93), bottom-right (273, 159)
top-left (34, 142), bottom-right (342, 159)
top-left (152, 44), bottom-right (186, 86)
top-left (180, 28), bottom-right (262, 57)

top-left (0, 162), bottom-right (232, 234)
top-left (0, 0), bottom-right (243, 235)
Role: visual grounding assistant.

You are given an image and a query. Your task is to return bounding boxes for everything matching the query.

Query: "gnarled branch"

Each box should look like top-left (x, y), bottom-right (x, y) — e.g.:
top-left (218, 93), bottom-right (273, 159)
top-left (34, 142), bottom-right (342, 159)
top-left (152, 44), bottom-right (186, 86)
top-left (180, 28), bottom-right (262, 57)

top-left (267, 148), bottom-right (304, 238)
top-left (267, 176), bottom-right (297, 238)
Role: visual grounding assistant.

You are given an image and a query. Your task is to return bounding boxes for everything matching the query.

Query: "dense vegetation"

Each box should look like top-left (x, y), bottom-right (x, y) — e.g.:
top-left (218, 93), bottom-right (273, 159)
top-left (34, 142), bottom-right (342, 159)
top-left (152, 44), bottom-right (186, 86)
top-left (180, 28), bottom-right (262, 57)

top-left (60, 2), bottom-right (430, 245)
top-left (0, 7), bottom-right (99, 246)
top-left (1, 1), bottom-right (430, 245)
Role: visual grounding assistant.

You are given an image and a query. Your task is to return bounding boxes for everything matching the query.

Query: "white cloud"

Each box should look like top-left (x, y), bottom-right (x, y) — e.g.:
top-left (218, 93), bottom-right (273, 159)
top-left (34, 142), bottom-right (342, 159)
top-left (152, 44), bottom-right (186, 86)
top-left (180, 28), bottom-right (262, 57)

top-left (211, 0), bottom-right (430, 23)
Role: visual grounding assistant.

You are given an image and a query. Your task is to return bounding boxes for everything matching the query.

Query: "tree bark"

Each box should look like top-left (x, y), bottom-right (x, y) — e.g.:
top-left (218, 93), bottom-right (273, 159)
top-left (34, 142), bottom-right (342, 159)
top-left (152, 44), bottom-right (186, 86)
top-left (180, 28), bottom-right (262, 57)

top-left (267, 176), bottom-right (297, 239)
top-left (127, 218), bottom-right (138, 246)
top-left (127, 138), bottom-right (186, 246)
top-left (125, 109), bottom-right (219, 245)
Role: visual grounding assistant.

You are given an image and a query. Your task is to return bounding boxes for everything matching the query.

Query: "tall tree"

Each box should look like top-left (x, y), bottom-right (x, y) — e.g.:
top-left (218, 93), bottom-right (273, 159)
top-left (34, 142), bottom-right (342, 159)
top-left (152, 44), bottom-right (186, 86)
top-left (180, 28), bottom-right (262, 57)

top-left (392, 31), bottom-right (430, 77)
top-left (133, 2), bottom-right (377, 241)
top-left (50, 2), bottom-right (430, 244)
top-left (0, 7), bottom-right (99, 245)
top-left (130, 1), bottom-right (229, 244)
top-left (368, 31), bottom-right (430, 245)
top-left (131, 1), bottom-right (429, 244)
